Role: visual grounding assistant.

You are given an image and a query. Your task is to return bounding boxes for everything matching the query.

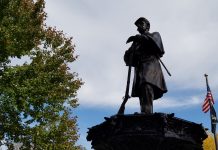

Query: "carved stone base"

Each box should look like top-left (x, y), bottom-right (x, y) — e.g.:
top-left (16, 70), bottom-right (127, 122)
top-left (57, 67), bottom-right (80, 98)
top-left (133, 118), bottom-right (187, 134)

top-left (87, 113), bottom-right (207, 150)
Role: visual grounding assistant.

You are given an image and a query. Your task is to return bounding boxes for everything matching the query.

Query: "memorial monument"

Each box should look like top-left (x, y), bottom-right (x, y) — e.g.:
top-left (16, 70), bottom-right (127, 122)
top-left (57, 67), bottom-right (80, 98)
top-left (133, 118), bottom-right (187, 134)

top-left (87, 17), bottom-right (207, 150)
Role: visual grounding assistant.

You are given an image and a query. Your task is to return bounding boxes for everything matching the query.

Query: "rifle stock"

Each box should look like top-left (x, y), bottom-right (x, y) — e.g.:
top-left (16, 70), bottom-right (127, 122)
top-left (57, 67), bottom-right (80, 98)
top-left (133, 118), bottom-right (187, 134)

top-left (117, 65), bottom-right (132, 114)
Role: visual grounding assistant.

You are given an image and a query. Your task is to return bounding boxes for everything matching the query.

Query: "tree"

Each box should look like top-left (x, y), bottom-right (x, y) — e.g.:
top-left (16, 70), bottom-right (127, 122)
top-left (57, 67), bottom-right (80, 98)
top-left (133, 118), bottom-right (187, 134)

top-left (0, 0), bottom-right (44, 63)
top-left (0, 0), bottom-right (83, 149)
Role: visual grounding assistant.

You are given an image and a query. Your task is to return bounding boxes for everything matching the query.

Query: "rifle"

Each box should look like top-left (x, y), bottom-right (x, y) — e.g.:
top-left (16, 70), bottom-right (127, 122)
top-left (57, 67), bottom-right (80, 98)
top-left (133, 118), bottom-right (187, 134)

top-left (117, 43), bottom-right (136, 115)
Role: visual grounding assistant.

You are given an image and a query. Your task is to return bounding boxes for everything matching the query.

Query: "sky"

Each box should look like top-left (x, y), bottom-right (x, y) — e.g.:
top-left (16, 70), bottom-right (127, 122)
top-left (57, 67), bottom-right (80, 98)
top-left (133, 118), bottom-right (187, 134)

top-left (44, 0), bottom-right (218, 149)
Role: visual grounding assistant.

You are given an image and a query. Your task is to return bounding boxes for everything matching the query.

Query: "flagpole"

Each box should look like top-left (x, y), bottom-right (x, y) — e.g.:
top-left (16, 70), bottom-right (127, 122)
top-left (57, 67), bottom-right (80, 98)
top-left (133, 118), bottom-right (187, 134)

top-left (212, 116), bottom-right (218, 150)
top-left (205, 74), bottom-right (218, 150)
top-left (209, 100), bottom-right (218, 150)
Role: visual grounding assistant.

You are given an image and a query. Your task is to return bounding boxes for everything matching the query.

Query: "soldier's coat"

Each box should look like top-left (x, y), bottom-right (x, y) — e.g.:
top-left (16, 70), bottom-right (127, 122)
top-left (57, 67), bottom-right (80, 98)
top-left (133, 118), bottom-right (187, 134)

top-left (124, 32), bottom-right (167, 100)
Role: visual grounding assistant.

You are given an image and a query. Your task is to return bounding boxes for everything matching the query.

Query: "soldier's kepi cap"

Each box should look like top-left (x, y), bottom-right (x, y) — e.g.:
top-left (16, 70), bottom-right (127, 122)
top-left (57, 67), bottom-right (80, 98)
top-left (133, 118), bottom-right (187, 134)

top-left (134, 17), bottom-right (150, 30)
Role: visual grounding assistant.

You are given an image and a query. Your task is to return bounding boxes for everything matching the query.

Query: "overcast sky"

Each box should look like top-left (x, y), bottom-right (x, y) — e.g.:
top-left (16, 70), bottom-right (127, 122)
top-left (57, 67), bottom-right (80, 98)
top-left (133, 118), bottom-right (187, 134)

top-left (44, 0), bottom-right (218, 149)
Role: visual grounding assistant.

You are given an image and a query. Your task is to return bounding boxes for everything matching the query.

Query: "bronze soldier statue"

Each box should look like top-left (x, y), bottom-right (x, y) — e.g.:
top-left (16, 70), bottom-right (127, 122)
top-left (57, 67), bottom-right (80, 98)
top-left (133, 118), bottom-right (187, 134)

top-left (124, 17), bottom-right (168, 114)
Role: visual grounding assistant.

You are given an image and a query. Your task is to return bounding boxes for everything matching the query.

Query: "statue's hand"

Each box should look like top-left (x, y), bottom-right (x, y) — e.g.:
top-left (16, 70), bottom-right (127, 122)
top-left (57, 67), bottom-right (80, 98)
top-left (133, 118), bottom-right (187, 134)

top-left (126, 35), bottom-right (141, 44)
top-left (126, 36), bottom-right (135, 43)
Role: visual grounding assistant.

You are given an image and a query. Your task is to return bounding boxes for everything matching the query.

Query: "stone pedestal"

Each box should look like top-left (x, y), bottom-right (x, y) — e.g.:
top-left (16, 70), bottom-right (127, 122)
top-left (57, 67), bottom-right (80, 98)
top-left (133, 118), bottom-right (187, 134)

top-left (87, 113), bottom-right (207, 150)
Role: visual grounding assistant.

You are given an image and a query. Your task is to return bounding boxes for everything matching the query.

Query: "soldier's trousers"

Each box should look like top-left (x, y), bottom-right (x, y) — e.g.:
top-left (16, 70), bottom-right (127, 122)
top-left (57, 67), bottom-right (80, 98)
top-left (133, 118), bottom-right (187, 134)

top-left (139, 84), bottom-right (154, 113)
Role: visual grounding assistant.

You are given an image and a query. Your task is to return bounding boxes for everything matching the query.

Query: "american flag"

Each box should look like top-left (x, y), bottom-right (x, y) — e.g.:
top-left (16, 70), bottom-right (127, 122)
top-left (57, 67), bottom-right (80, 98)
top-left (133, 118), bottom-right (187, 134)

top-left (203, 75), bottom-right (217, 148)
top-left (202, 83), bottom-right (215, 113)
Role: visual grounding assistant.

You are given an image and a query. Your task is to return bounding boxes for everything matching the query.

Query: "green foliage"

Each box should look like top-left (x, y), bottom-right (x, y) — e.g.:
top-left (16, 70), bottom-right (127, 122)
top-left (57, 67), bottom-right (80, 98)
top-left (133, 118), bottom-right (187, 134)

top-left (0, 0), bottom-right (83, 149)
top-left (0, 0), bottom-right (45, 63)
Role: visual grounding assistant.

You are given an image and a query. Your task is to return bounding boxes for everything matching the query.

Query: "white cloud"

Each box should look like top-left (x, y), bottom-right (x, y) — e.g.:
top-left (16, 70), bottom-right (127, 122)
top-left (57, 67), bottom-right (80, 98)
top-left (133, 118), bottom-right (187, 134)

top-left (154, 96), bottom-right (202, 110)
top-left (45, 0), bottom-right (218, 109)
top-left (78, 81), bottom-right (203, 110)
